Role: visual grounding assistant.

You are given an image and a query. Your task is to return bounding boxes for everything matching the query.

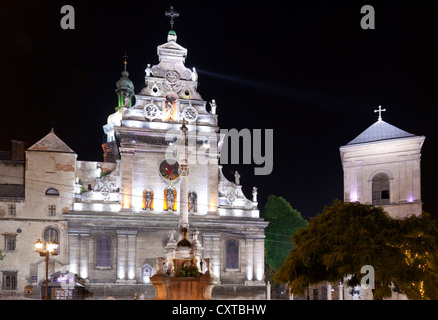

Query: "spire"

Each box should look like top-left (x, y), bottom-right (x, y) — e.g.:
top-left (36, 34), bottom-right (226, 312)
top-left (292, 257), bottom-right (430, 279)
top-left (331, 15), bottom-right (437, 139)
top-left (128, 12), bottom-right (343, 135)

top-left (115, 52), bottom-right (134, 108)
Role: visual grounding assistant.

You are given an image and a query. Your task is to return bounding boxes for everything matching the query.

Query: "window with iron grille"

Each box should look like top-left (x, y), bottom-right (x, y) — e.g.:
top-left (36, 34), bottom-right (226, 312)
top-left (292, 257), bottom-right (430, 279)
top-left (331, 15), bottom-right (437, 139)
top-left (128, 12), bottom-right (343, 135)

top-left (226, 239), bottom-right (239, 269)
top-left (2, 272), bottom-right (17, 290)
top-left (7, 204), bottom-right (16, 216)
top-left (96, 236), bottom-right (111, 268)
top-left (48, 205), bottom-right (56, 216)
top-left (6, 237), bottom-right (16, 251)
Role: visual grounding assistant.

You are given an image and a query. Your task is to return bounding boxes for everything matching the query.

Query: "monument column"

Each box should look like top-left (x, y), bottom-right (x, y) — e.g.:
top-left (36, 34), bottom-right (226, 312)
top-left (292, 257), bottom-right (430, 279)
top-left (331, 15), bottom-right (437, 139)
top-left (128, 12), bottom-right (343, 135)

top-left (178, 120), bottom-right (189, 234)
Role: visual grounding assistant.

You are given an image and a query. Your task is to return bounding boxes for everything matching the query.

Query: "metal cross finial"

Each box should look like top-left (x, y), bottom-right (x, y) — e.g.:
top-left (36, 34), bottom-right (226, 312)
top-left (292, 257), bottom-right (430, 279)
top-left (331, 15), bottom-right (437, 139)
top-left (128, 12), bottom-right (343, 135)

top-left (165, 6), bottom-right (179, 29)
top-left (374, 105), bottom-right (386, 121)
top-left (122, 52), bottom-right (128, 70)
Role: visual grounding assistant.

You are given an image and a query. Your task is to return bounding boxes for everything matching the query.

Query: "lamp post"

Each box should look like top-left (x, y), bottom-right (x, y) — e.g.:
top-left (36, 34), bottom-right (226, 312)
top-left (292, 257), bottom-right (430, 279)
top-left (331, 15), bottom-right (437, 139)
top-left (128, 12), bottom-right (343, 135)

top-left (35, 239), bottom-right (59, 300)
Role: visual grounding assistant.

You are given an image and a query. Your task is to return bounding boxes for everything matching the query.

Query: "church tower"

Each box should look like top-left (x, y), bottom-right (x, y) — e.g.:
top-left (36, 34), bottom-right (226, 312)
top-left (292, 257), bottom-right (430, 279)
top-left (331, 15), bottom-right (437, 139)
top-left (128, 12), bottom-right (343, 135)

top-left (339, 107), bottom-right (425, 218)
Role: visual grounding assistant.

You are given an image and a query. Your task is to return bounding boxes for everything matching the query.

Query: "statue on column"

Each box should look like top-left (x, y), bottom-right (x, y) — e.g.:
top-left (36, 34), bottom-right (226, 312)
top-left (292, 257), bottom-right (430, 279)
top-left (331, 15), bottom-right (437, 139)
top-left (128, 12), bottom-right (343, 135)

top-left (145, 63), bottom-right (152, 77)
top-left (209, 99), bottom-right (217, 115)
top-left (191, 67), bottom-right (198, 82)
top-left (252, 187), bottom-right (258, 202)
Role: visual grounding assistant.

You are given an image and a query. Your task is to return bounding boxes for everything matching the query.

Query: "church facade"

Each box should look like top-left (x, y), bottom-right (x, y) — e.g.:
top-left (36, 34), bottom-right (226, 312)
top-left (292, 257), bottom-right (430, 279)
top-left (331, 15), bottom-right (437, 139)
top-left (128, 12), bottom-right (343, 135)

top-left (0, 29), bottom-right (267, 299)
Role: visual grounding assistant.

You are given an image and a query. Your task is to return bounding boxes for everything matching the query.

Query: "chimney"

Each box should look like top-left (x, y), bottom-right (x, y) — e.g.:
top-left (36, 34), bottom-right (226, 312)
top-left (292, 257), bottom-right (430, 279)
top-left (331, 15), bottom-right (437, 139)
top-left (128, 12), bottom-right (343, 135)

top-left (11, 140), bottom-right (26, 161)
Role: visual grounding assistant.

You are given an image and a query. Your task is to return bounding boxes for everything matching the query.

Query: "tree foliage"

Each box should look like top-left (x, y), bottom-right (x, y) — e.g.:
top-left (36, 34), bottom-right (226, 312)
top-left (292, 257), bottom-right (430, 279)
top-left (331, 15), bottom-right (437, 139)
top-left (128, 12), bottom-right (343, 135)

top-left (263, 195), bottom-right (308, 273)
top-left (274, 199), bottom-right (438, 300)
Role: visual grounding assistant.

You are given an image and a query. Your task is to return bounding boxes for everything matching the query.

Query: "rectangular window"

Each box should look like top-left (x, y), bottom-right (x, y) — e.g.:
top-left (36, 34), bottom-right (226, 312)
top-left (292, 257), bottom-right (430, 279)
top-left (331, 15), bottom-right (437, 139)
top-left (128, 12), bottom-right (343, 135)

top-left (48, 205), bottom-right (56, 216)
top-left (2, 272), bottom-right (17, 290)
top-left (6, 238), bottom-right (16, 251)
top-left (7, 205), bottom-right (16, 216)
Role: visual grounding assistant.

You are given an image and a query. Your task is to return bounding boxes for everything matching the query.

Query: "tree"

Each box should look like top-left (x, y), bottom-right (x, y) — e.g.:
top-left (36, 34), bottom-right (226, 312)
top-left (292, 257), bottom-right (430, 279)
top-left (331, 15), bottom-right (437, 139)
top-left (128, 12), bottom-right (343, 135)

top-left (274, 199), bottom-right (438, 300)
top-left (263, 195), bottom-right (308, 275)
top-left (0, 249), bottom-right (4, 260)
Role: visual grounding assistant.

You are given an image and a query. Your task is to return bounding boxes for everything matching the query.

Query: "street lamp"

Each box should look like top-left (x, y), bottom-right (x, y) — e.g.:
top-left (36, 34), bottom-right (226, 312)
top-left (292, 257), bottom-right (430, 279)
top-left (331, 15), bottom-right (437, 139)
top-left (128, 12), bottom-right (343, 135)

top-left (34, 239), bottom-right (59, 300)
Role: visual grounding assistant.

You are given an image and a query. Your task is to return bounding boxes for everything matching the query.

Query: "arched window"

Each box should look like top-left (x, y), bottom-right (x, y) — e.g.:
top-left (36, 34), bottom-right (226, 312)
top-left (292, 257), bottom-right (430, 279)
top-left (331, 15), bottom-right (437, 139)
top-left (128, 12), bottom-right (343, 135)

top-left (45, 188), bottom-right (59, 196)
top-left (226, 239), bottom-right (239, 269)
top-left (44, 227), bottom-right (59, 254)
top-left (372, 172), bottom-right (390, 205)
top-left (96, 236), bottom-right (111, 268)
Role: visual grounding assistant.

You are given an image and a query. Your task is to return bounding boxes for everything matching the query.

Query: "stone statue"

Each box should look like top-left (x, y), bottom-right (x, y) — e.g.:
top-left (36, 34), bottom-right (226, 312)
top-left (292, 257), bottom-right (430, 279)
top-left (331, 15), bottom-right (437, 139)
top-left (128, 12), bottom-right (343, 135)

top-left (144, 189), bottom-right (153, 210)
top-left (167, 229), bottom-right (176, 245)
top-left (209, 99), bottom-right (217, 115)
top-left (252, 187), bottom-right (258, 202)
top-left (188, 191), bottom-right (197, 213)
top-left (145, 63), bottom-right (152, 77)
top-left (234, 171), bottom-right (240, 185)
top-left (191, 67), bottom-right (198, 82)
top-left (166, 187), bottom-right (175, 211)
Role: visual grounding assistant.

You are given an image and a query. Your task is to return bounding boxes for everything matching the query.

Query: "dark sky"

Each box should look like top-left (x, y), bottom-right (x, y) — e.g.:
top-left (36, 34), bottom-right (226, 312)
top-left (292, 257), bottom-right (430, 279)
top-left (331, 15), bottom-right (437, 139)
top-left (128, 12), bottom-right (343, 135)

top-left (1, 0), bottom-right (437, 219)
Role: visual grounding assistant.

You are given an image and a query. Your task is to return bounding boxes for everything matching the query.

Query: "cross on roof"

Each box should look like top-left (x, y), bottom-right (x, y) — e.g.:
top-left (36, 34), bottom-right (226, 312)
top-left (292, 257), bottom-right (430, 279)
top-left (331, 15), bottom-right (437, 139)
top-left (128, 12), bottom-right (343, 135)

top-left (374, 105), bottom-right (386, 121)
top-left (122, 52), bottom-right (128, 70)
top-left (165, 6), bottom-right (179, 29)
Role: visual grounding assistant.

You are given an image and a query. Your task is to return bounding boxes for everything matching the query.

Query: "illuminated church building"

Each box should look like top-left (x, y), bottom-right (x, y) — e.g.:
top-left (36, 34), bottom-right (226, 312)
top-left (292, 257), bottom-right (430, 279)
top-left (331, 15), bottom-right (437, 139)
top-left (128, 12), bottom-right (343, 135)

top-left (0, 28), bottom-right (268, 299)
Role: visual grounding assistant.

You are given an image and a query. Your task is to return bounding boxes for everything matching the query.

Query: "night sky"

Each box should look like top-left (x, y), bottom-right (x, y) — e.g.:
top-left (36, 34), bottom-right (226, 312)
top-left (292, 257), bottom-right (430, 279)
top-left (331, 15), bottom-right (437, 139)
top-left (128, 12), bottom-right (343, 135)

top-left (1, 1), bottom-right (437, 219)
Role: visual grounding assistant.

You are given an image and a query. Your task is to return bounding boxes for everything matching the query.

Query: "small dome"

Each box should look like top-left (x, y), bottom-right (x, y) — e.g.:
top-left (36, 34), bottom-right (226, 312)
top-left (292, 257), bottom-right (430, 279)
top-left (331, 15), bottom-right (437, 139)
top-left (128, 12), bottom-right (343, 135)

top-left (167, 30), bottom-right (177, 42)
top-left (116, 70), bottom-right (134, 91)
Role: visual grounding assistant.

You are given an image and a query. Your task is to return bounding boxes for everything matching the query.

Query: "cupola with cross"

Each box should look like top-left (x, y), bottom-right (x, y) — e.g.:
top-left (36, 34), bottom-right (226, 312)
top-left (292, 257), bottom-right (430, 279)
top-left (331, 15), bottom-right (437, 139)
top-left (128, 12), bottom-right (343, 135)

top-left (115, 53), bottom-right (135, 108)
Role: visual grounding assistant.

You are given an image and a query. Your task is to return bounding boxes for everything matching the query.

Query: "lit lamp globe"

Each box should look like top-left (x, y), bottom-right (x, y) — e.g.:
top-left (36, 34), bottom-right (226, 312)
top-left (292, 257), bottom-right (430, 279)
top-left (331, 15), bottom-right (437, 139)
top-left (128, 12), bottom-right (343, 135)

top-left (47, 241), bottom-right (59, 255)
top-left (35, 239), bottom-right (44, 253)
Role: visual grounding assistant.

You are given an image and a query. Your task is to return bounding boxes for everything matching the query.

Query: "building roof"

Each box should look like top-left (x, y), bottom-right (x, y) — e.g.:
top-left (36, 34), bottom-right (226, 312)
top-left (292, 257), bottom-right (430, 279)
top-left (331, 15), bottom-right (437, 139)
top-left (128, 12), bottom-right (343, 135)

top-left (0, 184), bottom-right (25, 199)
top-left (27, 129), bottom-right (75, 154)
top-left (346, 120), bottom-right (417, 145)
